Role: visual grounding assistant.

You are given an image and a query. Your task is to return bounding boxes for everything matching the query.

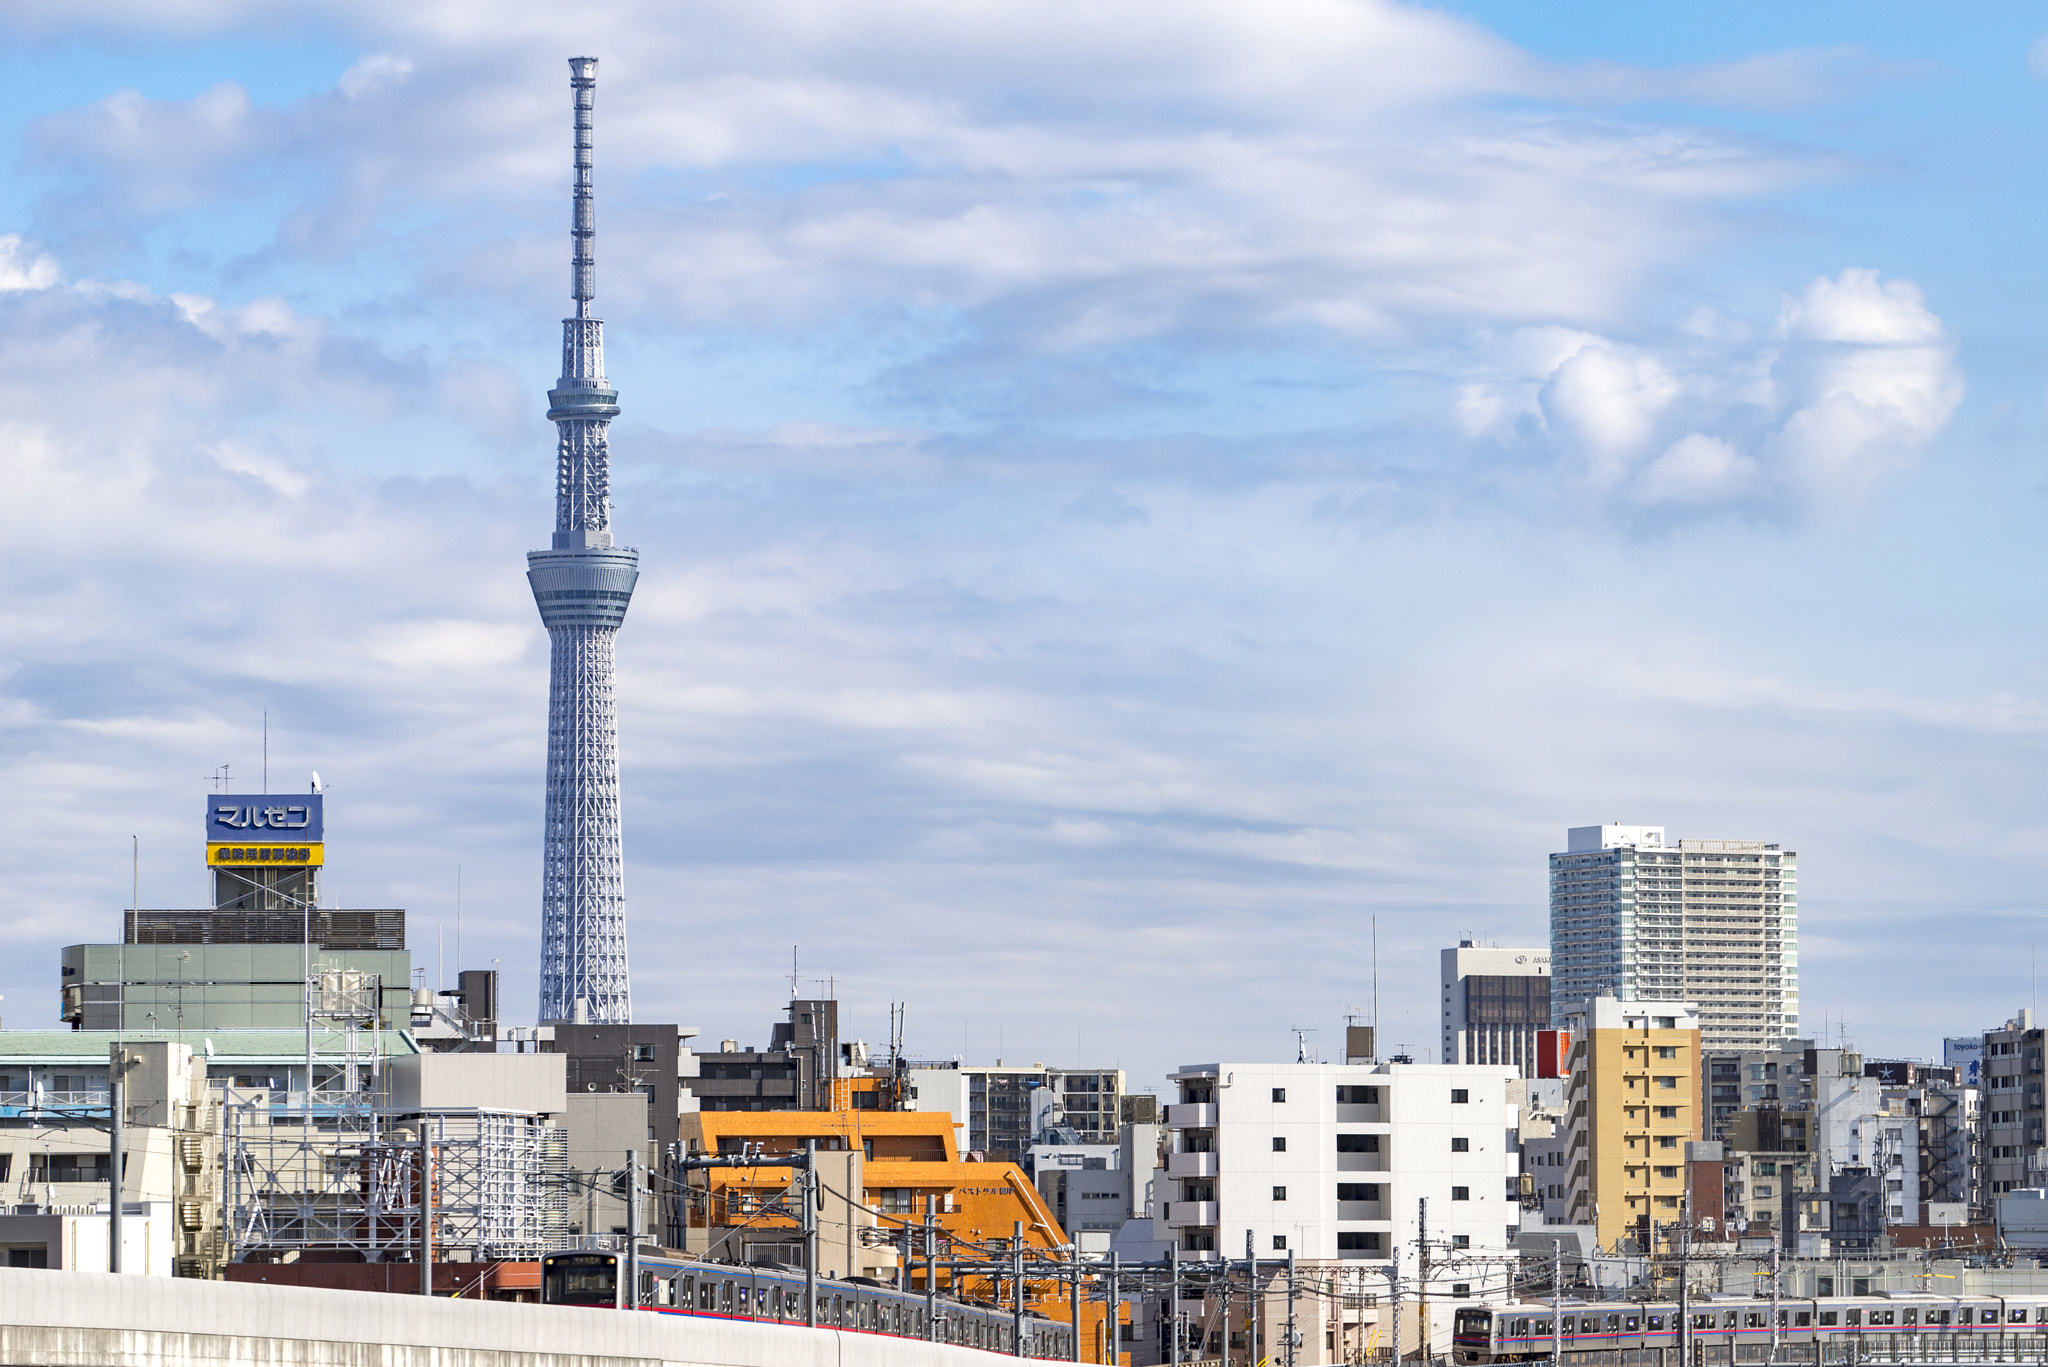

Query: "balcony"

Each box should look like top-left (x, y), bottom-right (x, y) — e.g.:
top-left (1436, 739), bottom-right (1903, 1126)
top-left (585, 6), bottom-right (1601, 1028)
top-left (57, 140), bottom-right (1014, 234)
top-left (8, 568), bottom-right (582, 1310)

top-left (1168, 1151), bottom-right (1219, 1178)
top-left (1164, 1201), bottom-right (1219, 1228)
top-left (1166, 1103), bottom-right (1218, 1128)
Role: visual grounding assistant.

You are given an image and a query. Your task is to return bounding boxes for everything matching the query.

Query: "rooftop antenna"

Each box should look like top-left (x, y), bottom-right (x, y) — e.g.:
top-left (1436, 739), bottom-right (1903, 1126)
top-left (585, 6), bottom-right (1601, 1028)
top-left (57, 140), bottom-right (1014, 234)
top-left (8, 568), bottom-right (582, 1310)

top-left (207, 764), bottom-right (232, 793)
top-left (1371, 913), bottom-right (1379, 1044)
top-left (455, 865), bottom-right (462, 983)
top-left (262, 709), bottom-right (268, 791)
top-left (1290, 1027), bottom-right (1317, 1064)
top-left (790, 946), bottom-right (799, 999)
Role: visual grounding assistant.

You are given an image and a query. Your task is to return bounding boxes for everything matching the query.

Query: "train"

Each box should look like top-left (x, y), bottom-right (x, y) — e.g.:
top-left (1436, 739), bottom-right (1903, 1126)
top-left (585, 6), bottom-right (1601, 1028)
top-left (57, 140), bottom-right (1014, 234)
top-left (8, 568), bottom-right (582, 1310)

top-left (1452, 1293), bottom-right (2048, 1364)
top-left (541, 1247), bottom-right (1078, 1358)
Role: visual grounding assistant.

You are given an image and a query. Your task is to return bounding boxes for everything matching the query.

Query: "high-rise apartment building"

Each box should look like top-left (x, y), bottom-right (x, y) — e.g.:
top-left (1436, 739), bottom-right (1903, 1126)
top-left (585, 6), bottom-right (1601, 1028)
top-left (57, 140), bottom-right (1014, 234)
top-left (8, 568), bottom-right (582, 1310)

top-left (1440, 942), bottom-right (1550, 1076)
top-left (1550, 824), bottom-right (1797, 1049)
top-left (1558, 996), bottom-right (1702, 1252)
top-left (1982, 1008), bottom-right (2043, 1197)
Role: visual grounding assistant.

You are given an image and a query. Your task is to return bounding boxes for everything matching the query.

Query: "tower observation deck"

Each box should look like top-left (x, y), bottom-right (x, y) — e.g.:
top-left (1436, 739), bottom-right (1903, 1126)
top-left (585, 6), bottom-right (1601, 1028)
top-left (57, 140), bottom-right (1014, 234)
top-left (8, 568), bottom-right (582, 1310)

top-left (528, 56), bottom-right (637, 1024)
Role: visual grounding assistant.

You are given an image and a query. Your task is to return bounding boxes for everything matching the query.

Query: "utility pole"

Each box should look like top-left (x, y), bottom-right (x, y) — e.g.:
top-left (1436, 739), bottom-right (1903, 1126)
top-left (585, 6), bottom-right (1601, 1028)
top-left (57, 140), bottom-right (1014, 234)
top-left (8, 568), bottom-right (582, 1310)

top-left (1223, 1263), bottom-right (1234, 1367)
top-left (1678, 1197), bottom-right (1691, 1367)
top-left (419, 1123), bottom-right (434, 1297)
top-left (625, 1148), bottom-right (639, 1310)
top-left (1766, 1246), bottom-right (1781, 1367)
top-left (1416, 1198), bottom-right (1428, 1365)
top-left (927, 1196), bottom-right (941, 1343)
top-left (108, 1070), bottom-right (123, 1274)
top-left (1169, 1243), bottom-right (1182, 1367)
top-left (1551, 1239), bottom-right (1563, 1364)
top-left (803, 1138), bottom-right (818, 1328)
top-left (1386, 1262), bottom-right (1401, 1367)
top-left (1014, 1221), bottom-right (1027, 1359)
top-left (1071, 1243), bottom-right (1083, 1364)
top-left (1244, 1232), bottom-right (1257, 1367)
top-left (1108, 1251), bottom-right (1122, 1367)
top-left (1285, 1246), bottom-right (1298, 1367)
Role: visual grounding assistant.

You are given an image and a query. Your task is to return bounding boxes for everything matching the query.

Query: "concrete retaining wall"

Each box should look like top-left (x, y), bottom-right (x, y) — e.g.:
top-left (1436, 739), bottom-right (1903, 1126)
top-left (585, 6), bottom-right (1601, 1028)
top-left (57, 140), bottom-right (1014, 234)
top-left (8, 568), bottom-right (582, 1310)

top-left (0, 1268), bottom-right (1027, 1367)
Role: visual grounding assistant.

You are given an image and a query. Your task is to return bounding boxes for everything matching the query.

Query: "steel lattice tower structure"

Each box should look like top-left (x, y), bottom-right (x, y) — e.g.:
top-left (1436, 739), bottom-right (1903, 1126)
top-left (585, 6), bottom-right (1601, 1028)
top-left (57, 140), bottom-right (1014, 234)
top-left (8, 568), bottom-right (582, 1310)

top-left (528, 56), bottom-right (638, 1024)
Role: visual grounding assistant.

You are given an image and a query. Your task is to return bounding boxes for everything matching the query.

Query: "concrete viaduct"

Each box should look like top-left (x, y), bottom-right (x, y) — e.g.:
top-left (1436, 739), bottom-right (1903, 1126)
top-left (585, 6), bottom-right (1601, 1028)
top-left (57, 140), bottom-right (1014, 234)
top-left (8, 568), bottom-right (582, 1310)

top-left (0, 1269), bottom-right (1024, 1367)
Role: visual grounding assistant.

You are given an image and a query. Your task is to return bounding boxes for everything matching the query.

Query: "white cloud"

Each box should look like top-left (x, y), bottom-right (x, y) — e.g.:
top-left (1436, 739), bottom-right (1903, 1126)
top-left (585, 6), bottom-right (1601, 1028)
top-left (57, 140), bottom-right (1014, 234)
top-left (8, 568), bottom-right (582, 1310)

top-left (1632, 434), bottom-right (1756, 505)
top-left (0, 235), bottom-right (59, 291)
top-left (1464, 268), bottom-right (1960, 514)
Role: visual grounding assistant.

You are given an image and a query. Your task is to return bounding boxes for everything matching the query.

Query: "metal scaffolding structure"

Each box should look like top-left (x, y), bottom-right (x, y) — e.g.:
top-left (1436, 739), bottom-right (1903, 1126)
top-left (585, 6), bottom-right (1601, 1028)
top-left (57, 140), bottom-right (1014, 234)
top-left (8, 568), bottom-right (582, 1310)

top-left (222, 966), bottom-right (574, 1266)
top-left (528, 54), bottom-right (638, 1027)
top-left (225, 1104), bottom-right (570, 1263)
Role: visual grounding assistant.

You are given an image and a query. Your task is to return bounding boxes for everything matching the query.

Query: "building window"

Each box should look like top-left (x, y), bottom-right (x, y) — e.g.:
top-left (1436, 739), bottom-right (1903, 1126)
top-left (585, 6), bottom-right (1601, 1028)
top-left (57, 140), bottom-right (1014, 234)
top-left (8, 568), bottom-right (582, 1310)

top-left (1336, 1086), bottom-right (1379, 1104)
top-left (1336, 1134), bottom-right (1380, 1153)
top-left (1272, 1137), bottom-right (1287, 1152)
top-left (1451, 1186), bottom-right (1470, 1201)
top-left (1653, 1016), bottom-right (1676, 1029)
top-left (1336, 1232), bottom-right (1381, 1251)
top-left (1272, 1235), bottom-right (1287, 1250)
top-left (1452, 1283), bottom-right (1472, 1298)
top-left (1272, 1088), bottom-right (1287, 1103)
top-left (1451, 1138), bottom-right (1469, 1152)
top-left (1273, 1187), bottom-right (1287, 1201)
top-left (1336, 1183), bottom-right (1380, 1201)
top-left (1655, 1106), bottom-right (1678, 1119)
top-left (633, 1044), bottom-right (656, 1062)
top-left (1656, 1076), bottom-right (1677, 1090)
top-left (1451, 1089), bottom-right (1469, 1104)
top-left (1658, 1136), bottom-right (1678, 1149)
top-left (1451, 1234), bottom-right (1470, 1248)
top-left (1656, 1046), bottom-right (1677, 1059)
top-left (1655, 1166), bottom-right (1678, 1178)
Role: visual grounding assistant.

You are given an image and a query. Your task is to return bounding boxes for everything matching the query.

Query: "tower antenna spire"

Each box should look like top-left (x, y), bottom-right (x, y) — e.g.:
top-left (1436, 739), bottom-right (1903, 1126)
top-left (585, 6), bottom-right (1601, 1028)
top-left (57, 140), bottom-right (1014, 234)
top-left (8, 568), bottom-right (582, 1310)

top-left (529, 56), bottom-right (640, 1026)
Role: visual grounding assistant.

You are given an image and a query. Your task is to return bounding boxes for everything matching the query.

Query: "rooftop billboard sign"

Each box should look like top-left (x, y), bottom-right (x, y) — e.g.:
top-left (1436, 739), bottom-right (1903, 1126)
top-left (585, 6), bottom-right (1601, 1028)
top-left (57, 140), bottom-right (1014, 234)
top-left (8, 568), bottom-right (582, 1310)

top-left (205, 794), bottom-right (323, 844)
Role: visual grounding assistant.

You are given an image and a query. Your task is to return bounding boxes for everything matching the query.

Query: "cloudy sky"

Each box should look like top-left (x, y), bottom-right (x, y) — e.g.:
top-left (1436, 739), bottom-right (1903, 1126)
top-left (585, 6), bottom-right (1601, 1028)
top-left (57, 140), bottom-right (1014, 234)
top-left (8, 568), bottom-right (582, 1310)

top-left (0, 1), bottom-right (2043, 1086)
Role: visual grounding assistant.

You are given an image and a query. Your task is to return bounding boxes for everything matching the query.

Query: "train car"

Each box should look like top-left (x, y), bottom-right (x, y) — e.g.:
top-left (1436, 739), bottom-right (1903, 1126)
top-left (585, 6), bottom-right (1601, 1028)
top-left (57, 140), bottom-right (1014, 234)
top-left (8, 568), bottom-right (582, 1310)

top-left (1452, 1294), bottom-right (2048, 1365)
top-left (540, 1247), bottom-right (1075, 1359)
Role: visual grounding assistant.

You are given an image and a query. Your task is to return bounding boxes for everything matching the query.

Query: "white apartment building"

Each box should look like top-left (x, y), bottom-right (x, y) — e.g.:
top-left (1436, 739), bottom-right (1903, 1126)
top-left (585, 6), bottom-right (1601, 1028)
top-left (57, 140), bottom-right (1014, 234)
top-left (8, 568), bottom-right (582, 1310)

top-left (908, 1063), bottom-right (1128, 1160)
top-left (1550, 823), bottom-right (1798, 1049)
top-left (1155, 1060), bottom-right (1519, 1297)
top-left (1029, 1123), bottom-right (1161, 1255)
top-left (1441, 943), bottom-right (1551, 1076)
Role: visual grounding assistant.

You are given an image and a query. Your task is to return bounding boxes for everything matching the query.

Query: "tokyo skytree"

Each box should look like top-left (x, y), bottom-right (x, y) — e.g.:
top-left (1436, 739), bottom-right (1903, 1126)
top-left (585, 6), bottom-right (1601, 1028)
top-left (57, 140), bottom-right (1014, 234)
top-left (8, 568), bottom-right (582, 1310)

top-left (528, 56), bottom-right (638, 1024)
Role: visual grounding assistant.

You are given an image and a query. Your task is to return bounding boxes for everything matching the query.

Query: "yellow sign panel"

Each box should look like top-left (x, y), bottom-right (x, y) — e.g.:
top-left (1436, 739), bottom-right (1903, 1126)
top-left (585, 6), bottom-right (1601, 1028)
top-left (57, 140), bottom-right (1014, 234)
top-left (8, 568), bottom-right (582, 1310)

top-left (208, 842), bottom-right (324, 866)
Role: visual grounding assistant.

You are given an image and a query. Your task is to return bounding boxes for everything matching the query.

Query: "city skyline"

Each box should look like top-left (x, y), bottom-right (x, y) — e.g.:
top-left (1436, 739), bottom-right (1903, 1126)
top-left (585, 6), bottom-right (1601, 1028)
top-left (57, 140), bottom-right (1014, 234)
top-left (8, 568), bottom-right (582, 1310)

top-left (0, 4), bottom-right (2044, 1087)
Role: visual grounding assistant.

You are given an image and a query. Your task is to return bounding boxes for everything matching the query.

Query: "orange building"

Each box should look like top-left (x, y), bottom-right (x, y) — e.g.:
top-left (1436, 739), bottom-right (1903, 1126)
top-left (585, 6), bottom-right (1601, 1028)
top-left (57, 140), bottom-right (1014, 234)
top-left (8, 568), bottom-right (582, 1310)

top-left (676, 1108), bottom-right (1126, 1362)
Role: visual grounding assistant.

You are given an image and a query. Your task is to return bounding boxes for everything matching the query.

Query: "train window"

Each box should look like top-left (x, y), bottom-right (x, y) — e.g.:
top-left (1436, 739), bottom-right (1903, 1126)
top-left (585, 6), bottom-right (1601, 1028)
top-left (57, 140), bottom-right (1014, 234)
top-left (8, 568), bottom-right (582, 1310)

top-left (1624, 1317), bottom-right (1638, 1333)
top-left (1692, 1314), bottom-right (1713, 1330)
top-left (681, 1277), bottom-right (694, 1306)
top-left (699, 1281), bottom-right (713, 1310)
top-left (1746, 1314), bottom-right (1763, 1329)
top-left (1723, 1313), bottom-right (1738, 1329)
top-left (1902, 1311), bottom-right (1917, 1326)
top-left (833, 1296), bottom-right (844, 1325)
top-left (1846, 1311), bottom-right (1862, 1327)
top-left (1958, 1309), bottom-right (1974, 1325)
top-left (722, 1282), bottom-right (736, 1312)
top-left (1819, 1313), bottom-right (1836, 1327)
top-left (1872, 1311), bottom-right (1892, 1326)
top-left (2015, 1309), bottom-right (2030, 1324)
top-left (1605, 1315), bottom-right (1620, 1334)
top-left (1648, 1316), bottom-right (1664, 1331)
top-left (1934, 1311), bottom-right (1951, 1325)
top-left (1795, 1314), bottom-right (1811, 1327)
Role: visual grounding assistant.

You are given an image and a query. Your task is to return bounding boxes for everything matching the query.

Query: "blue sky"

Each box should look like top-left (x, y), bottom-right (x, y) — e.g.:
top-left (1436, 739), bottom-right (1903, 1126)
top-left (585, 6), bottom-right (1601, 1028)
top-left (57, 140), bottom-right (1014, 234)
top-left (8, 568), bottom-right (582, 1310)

top-left (0, 1), bottom-right (2042, 1084)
